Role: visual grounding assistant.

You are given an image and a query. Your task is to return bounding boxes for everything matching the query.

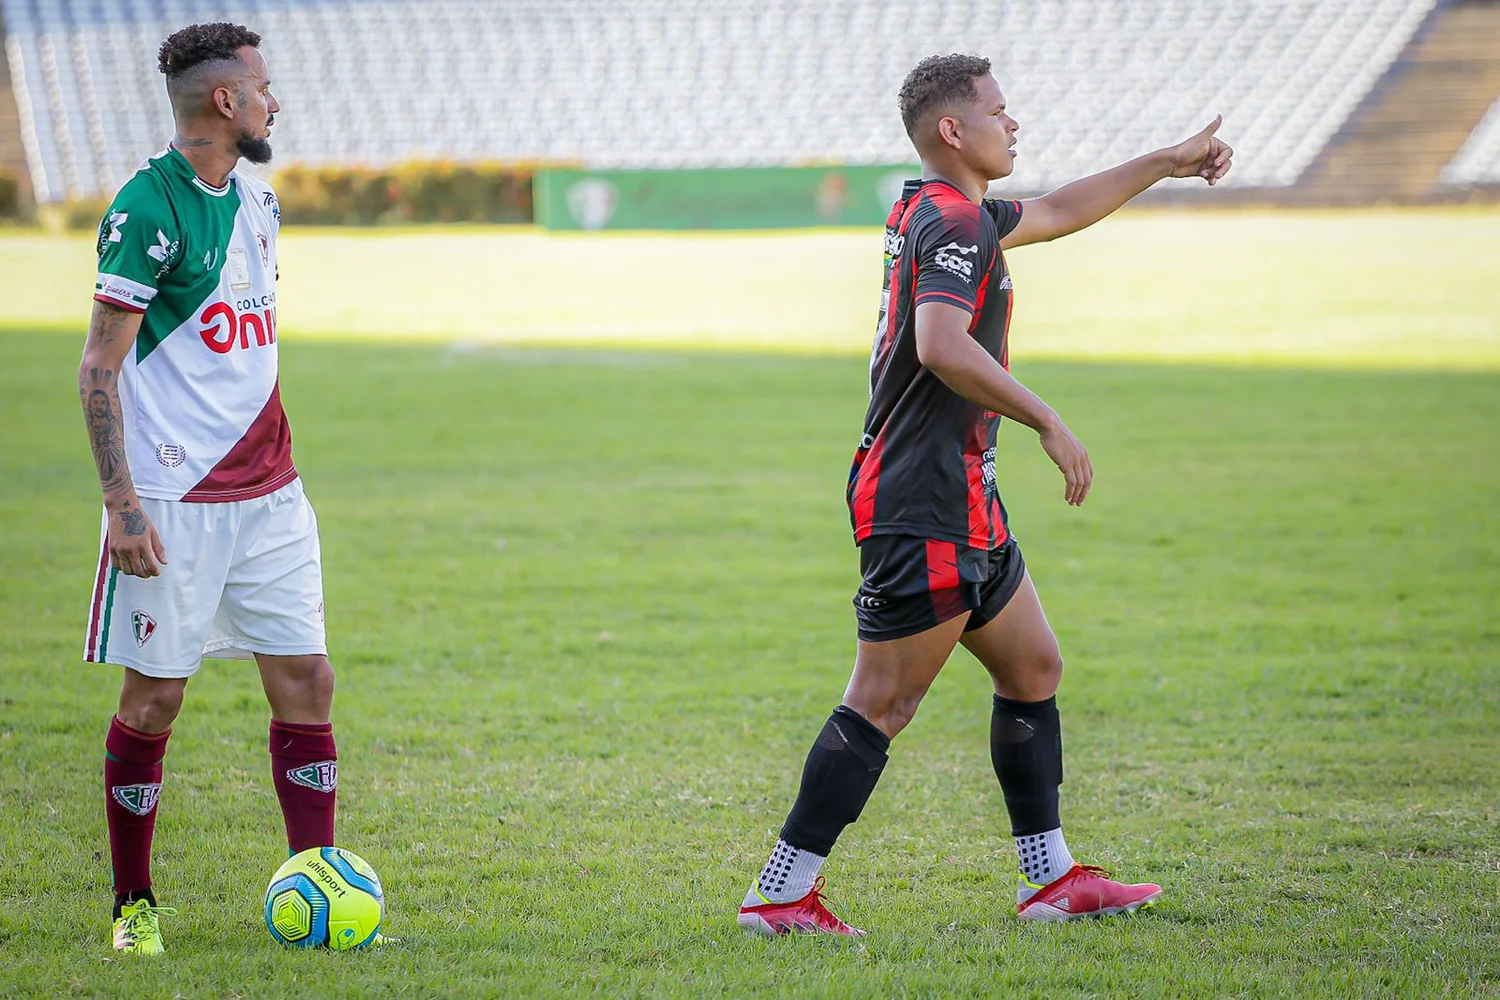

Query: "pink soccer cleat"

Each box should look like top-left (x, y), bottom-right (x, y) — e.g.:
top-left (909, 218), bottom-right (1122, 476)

top-left (1017, 864), bottom-right (1162, 921)
top-left (738, 877), bottom-right (865, 937)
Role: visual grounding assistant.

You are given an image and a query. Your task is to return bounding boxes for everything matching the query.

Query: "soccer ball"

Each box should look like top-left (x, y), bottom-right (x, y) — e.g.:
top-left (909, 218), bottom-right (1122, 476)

top-left (264, 846), bottom-right (384, 949)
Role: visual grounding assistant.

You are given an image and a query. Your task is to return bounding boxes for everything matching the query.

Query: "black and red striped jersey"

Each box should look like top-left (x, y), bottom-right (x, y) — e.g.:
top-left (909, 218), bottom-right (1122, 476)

top-left (847, 178), bottom-right (1024, 550)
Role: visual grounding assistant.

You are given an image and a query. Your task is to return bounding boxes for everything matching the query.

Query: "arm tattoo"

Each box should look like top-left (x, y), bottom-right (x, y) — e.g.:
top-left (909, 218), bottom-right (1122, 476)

top-left (80, 299), bottom-right (142, 504)
top-left (87, 300), bottom-right (135, 347)
top-left (80, 366), bottom-right (133, 498)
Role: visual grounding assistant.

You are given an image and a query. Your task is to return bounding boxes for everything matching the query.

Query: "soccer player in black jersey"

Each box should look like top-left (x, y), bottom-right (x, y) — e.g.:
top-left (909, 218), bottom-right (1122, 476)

top-left (738, 54), bottom-right (1232, 934)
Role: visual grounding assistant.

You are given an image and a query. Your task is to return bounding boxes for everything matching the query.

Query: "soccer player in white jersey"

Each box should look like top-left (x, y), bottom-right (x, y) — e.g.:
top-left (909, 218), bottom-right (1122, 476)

top-left (80, 23), bottom-right (340, 955)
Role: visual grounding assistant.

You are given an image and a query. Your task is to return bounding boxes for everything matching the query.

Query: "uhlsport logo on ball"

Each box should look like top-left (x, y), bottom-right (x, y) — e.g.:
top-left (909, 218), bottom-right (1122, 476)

top-left (264, 846), bottom-right (383, 949)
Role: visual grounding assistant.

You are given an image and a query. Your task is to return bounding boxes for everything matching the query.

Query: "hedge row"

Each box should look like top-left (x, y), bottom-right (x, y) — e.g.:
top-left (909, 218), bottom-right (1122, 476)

top-left (0, 171), bottom-right (21, 219)
top-left (269, 162), bottom-right (533, 225)
top-left (56, 161), bottom-right (536, 229)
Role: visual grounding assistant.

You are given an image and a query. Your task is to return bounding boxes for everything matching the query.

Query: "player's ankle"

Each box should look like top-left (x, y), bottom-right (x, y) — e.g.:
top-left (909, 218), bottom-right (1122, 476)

top-left (113, 887), bottom-right (156, 919)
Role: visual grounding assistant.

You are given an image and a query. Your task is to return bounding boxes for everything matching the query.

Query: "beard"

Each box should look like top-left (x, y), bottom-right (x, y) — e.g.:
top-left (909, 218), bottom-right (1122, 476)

top-left (235, 134), bottom-right (274, 164)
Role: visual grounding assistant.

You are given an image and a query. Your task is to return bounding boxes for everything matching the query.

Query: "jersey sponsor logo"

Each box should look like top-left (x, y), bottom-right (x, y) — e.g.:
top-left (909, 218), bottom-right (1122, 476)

top-left (999, 275), bottom-right (1013, 291)
top-left (111, 782), bottom-right (162, 816)
top-left (104, 211), bottom-right (128, 245)
top-left (145, 229), bottom-right (176, 263)
top-left (855, 594), bottom-right (888, 610)
top-left (934, 242), bottom-right (979, 280)
top-left (203, 247), bottom-right (219, 270)
top-left (982, 446), bottom-right (998, 498)
top-left (286, 761), bottom-right (338, 794)
top-left (155, 443), bottom-right (187, 467)
top-left (262, 190), bottom-right (281, 223)
top-left (131, 609), bottom-right (158, 646)
top-left (198, 300), bottom-right (277, 354)
top-left (884, 231), bottom-right (906, 257)
top-left (98, 275), bottom-right (149, 306)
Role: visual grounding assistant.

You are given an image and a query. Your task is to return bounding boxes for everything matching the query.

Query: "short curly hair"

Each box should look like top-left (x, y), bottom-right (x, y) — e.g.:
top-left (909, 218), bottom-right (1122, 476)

top-left (898, 54), bottom-right (993, 138)
top-left (158, 22), bottom-right (261, 79)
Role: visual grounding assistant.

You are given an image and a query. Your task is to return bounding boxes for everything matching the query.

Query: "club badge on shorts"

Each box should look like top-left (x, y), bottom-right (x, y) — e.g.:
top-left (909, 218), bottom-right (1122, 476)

top-left (131, 609), bottom-right (158, 646)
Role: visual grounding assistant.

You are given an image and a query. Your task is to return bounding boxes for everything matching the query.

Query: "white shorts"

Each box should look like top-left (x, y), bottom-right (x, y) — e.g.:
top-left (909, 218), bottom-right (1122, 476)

top-left (83, 478), bottom-right (327, 679)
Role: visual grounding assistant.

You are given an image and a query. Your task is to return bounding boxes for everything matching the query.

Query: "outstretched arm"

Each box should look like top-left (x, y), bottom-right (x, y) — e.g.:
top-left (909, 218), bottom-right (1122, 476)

top-left (80, 300), bottom-right (167, 578)
top-left (915, 301), bottom-right (1093, 507)
top-left (1002, 116), bottom-right (1233, 249)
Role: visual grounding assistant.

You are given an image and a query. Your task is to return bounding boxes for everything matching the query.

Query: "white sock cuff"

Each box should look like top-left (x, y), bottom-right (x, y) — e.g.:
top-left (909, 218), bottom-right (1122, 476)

top-left (1016, 827), bottom-right (1074, 888)
top-left (752, 838), bottom-right (827, 904)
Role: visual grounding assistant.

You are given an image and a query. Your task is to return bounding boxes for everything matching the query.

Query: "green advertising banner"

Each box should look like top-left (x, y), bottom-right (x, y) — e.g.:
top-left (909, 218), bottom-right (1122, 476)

top-left (535, 165), bottom-right (920, 230)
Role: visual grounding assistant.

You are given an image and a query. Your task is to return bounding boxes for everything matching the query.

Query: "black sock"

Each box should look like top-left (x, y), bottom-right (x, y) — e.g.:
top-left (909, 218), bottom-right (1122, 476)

top-left (113, 886), bottom-right (156, 919)
top-left (990, 694), bottom-right (1063, 836)
top-left (780, 706), bottom-right (891, 855)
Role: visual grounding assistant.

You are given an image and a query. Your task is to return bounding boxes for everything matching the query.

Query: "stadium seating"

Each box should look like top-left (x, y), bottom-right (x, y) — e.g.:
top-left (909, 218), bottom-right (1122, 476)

top-left (1442, 95), bottom-right (1500, 185)
top-left (1, 0), bottom-right (1440, 202)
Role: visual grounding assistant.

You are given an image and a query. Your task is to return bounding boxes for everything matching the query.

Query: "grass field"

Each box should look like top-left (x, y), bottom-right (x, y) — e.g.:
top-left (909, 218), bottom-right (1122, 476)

top-left (0, 213), bottom-right (1497, 998)
top-left (2, 208), bottom-right (1498, 366)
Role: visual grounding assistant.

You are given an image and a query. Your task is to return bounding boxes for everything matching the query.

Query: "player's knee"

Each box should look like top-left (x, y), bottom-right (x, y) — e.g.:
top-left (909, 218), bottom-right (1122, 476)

top-left (264, 655), bottom-right (334, 719)
top-left (1023, 647), bottom-right (1064, 699)
top-left (297, 655), bottom-right (335, 705)
top-left (118, 680), bottom-right (185, 732)
top-left (858, 689), bottom-right (926, 739)
top-left (312, 657), bottom-right (335, 696)
top-left (1040, 646), bottom-right (1064, 684)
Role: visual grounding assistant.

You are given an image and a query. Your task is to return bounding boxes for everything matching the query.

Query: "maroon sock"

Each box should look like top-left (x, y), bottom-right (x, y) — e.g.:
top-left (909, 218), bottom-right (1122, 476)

top-left (105, 716), bottom-right (170, 898)
top-left (270, 720), bottom-right (337, 852)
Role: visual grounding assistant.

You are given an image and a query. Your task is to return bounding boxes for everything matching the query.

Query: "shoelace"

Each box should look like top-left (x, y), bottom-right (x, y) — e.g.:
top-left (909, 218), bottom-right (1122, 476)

top-left (803, 877), bottom-right (842, 923)
top-left (120, 904), bottom-right (178, 940)
top-left (1075, 864), bottom-right (1113, 881)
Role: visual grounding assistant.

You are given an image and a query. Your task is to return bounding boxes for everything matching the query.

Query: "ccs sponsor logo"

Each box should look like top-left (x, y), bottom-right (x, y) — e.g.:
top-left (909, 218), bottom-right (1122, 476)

top-left (934, 241), bottom-right (978, 280)
top-left (981, 446), bottom-right (998, 497)
top-left (884, 231), bottom-right (906, 257)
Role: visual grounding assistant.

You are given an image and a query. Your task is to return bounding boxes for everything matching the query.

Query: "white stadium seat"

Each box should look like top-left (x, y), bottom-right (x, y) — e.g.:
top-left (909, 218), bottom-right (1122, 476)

top-left (1442, 95), bottom-right (1500, 186)
top-left (0, 0), bottom-right (1441, 201)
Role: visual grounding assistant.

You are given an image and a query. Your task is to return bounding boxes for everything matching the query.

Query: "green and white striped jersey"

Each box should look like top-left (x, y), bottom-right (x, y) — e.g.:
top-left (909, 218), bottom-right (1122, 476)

top-left (94, 147), bottom-right (295, 503)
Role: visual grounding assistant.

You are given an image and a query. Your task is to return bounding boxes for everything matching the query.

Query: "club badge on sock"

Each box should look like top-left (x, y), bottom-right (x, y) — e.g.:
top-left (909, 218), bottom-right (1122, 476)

top-left (110, 783), bottom-right (162, 816)
top-left (284, 761), bottom-right (337, 793)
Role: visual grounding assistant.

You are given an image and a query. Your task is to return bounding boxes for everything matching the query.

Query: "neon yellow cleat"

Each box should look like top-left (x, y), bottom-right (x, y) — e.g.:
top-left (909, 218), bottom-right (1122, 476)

top-left (112, 899), bottom-right (177, 955)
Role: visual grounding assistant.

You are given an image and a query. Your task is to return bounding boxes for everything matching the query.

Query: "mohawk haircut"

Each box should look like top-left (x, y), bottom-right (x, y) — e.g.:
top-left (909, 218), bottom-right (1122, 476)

top-left (157, 22), bottom-right (260, 79)
top-left (898, 54), bottom-right (993, 138)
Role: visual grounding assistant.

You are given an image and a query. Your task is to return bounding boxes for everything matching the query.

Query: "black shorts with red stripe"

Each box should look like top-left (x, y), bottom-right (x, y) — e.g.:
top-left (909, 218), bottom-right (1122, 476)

top-left (853, 535), bottom-right (1026, 642)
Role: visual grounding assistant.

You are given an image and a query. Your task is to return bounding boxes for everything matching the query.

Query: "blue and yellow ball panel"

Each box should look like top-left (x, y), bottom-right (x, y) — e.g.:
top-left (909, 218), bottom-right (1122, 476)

top-left (323, 846), bottom-right (384, 901)
top-left (265, 873), bottom-right (330, 947)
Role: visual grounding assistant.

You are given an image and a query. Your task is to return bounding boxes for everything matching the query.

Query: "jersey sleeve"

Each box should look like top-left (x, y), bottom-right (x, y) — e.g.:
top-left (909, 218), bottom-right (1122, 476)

top-left (912, 201), bottom-right (985, 315)
top-left (94, 180), bottom-right (181, 313)
top-left (983, 198), bottom-right (1024, 240)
